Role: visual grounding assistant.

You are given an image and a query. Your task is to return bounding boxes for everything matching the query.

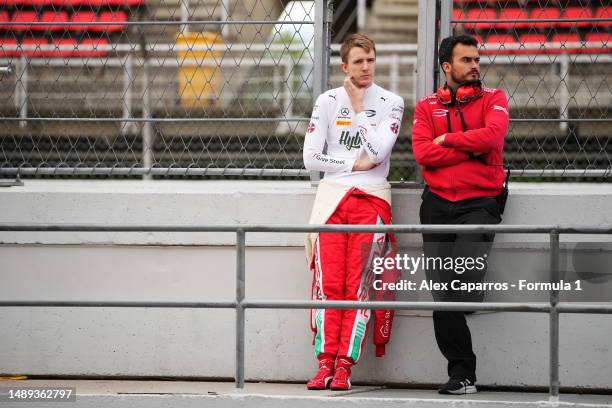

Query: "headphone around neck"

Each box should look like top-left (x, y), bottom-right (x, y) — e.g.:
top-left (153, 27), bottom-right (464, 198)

top-left (436, 80), bottom-right (483, 105)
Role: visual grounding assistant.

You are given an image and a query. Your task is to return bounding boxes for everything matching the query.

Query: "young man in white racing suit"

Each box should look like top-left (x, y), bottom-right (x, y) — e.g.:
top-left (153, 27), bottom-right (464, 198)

top-left (303, 34), bottom-right (403, 391)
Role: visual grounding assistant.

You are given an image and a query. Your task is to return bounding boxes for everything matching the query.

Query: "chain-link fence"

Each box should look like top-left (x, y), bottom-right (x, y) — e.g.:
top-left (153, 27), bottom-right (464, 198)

top-left (0, 0), bottom-right (610, 181)
top-left (0, 0), bottom-right (321, 178)
top-left (450, 0), bottom-right (611, 179)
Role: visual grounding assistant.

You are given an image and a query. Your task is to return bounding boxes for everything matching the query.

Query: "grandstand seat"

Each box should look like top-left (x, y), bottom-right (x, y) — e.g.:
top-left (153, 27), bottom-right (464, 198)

top-left (11, 11), bottom-right (39, 32)
top-left (76, 37), bottom-right (109, 57)
top-left (584, 32), bottom-right (610, 53)
top-left (25, 0), bottom-right (55, 6)
top-left (0, 11), bottom-right (9, 30)
top-left (39, 11), bottom-right (69, 31)
top-left (452, 9), bottom-right (464, 26)
top-left (21, 37), bottom-right (47, 57)
top-left (519, 33), bottom-right (546, 54)
top-left (0, 37), bottom-right (19, 57)
top-left (51, 38), bottom-right (77, 57)
top-left (94, 11), bottom-right (127, 32)
top-left (496, 8), bottom-right (529, 30)
top-left (102, 0), bottom-right (143, 5)
top-left (463, 8), bottom-right (497, 31)
top-left (484, 33), bottom-right (518, 54)
top-left (559, 7), bottom-right (593, 28)
top-left (550, 33), bottom-right (582, 54)
top-left (594, 7), bottom-right (610, 27)
top-left (529, 7), bottom-right (560, 29)
top-left (69, 11), bottom-right (96, 31)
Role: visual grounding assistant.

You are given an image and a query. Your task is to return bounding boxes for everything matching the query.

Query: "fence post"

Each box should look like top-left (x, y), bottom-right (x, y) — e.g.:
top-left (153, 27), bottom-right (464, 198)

top-left (549, 229), bottom-right (560, 402)
top-left (142, 59), bottom-right (153, 180)
top-left (235, 228), bottom-right (246, 389)
top-left (438, 0), bottom-right (453, 87)
top-left (179, 0), bottom-right (189, 36)
top-left (16, 56), bottom-right (28, 128)
top-left (559, 54), bottom-right (570, 132)
top-left (357, 0), bottom-right (366, 30)
top-left (310, 0), bottom-right (332, 185)
top-left (415, 0), bottom-right (439, 183)
top-left (122, 53), bottom-right (134, 135)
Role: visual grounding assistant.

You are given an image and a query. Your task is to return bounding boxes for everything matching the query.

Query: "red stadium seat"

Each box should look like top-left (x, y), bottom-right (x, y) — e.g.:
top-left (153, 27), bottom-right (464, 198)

top-left (559, 7), bottom-right (593, 28)
top-left (11, 11), bottom-right (39, 32)
top-left (0, 11), bottom-right (9, 30)
top-left (24, 0), bottom-right (54, 6)
top-left (81, 0), bottom-right (105, 6)
top-left (452, 8), bottom-right (464, 24)
top-left (550, 33), bottom-right (582, 54)
top-left (594, 7), bottom-right (611, 27)
top-left (22, 37), bottom-right (47, 57)
top-left (39, 11), bottom-right (69, 31)
top-left (101, 0), bottom-right (143, 5)
top-left (496, 8), bottom-right (529, 30)
top-left (519, 33), bottom-right (547, 54)
top-left (76, 37), bottom-right (109, 57)
top-left (51, 38), bottom-right (77, 57)
top-left (94, 11), bottom-right (127, 32)
top-left (584, 32), bottom-right (610, 53)
top-left (69, 11), bottom-right (96, 31)
top-left (529, 7), bottom-right (560, 28)
top-left (0, 0), bottom-right (26, 5)
top-left (483, 34), bottom-right (518, 54)
top-left (464, 8), bottom-right (497, 31)
top-left (463, 8), bottom-right (497, 30)
top-left (0, 37), bottom-right (19, 57)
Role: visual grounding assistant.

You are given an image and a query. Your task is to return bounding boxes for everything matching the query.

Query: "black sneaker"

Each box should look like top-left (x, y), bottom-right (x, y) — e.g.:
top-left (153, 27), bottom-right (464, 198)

top-left (438, 377), bottom-right (477, 395)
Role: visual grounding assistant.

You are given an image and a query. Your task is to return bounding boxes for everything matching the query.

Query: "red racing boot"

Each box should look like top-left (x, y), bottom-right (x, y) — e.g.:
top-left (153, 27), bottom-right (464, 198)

top-left (306, 356), bottom-right (335, 390)
top-left (330, 357), bottom-right (352, 391)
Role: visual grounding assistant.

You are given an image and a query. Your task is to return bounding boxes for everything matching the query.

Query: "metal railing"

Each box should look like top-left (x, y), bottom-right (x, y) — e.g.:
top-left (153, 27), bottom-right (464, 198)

top-left (1, 223), bottom-right (611, 400)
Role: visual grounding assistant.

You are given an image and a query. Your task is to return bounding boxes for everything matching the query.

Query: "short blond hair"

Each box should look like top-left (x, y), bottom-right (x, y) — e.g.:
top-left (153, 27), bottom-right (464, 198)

top-left (340, 34), bottom-right (376, 63)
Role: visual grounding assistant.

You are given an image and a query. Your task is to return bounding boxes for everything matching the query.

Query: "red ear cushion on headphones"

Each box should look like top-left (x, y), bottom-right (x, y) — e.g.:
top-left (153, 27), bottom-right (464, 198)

top-left (456, 85), bottom-right (476, 102)
top-left (437, 86), bottom-right (452, 104)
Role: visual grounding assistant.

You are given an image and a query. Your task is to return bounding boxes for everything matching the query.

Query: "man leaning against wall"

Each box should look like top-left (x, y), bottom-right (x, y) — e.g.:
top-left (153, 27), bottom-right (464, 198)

top-left (411, 34), bottom-right (510, 395)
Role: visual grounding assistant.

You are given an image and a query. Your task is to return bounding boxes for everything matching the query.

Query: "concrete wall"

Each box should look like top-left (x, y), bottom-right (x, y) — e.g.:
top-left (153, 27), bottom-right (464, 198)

top-left (0, 180), bottom-right (611, 389)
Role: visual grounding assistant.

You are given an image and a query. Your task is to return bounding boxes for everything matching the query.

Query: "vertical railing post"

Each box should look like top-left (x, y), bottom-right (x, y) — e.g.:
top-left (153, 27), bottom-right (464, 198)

top-left (142, 59), bottom-right (153, 180)
top-left (357, 0), bottom-right (366, 30)
top-left (179, 0), bottom-right (189, 36)
top-left (549, 229), bottom-right (560, 402)
top-left (310, 0), bottom-right (332, 185)
top-left (122, 53), bottom-right (134, 136)
top-left (235, 228), bottom-right (246, 389)
top-left (438, 0), bottom-right (453, 87)
top-left (415, 0), bottom-right (439, 183)
top-left (16, 55), bottom-right (28, 128)
top-left (558, 54), bottom-right (569, 132)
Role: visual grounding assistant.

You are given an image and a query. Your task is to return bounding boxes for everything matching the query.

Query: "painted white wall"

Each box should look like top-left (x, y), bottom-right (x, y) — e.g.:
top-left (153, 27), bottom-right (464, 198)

top-left (0, 181), bottom-right (610, 388)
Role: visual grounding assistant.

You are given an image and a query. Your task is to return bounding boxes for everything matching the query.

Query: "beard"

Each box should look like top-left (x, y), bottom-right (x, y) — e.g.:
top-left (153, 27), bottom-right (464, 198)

top-left (451, 70), bottom-right (480, 86)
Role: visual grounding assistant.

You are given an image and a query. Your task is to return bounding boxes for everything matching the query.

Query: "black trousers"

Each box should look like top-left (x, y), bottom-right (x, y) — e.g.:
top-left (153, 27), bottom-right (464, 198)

top-left (419, 188), bottom-right (501, 382)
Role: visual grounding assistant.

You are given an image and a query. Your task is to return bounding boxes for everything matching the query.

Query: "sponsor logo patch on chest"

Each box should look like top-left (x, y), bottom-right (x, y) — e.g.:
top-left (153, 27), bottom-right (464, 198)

top-left (336, 120), bottom-right (352, 126)
top-left (339, 130), bottom-right (362, 151)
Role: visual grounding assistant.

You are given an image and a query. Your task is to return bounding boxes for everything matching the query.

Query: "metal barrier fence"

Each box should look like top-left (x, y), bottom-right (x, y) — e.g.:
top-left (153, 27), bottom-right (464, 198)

top-left (1, 222), bottom-right (611, 401)
top-left (443, 0), bottom-right (611, 178)
top-left (0, 0), bottom-right (610, 180)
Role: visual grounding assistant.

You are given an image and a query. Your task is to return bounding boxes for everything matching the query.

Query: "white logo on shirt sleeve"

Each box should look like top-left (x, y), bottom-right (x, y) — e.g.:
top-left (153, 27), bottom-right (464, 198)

top-left (493, 105), bottom-right (509, 115)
